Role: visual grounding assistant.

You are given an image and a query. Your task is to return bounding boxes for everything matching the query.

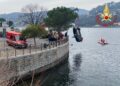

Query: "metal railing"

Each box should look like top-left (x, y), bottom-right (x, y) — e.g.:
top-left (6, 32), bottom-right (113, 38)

top-left (0, 37), bottom-right (68, 58)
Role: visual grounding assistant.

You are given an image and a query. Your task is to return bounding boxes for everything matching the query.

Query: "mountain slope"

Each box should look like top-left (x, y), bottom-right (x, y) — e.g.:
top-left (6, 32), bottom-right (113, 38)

top-left (78, 1), bottom-right (120, 27)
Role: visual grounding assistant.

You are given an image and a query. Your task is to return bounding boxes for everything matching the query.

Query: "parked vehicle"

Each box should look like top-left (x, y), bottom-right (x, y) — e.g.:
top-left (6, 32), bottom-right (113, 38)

top-left (6, 31), bottom-right (28, 48)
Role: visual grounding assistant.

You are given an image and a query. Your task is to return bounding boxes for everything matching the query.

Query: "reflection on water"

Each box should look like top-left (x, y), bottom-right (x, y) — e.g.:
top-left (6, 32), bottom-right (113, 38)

top-left (73, 54), bottom-right (82, 71)
top-left (41, 54), bottom-right (82, 86)
top-left (42, 60), bottom-right (70, 86)
top-left (17, 60), bottom-right (71, 86)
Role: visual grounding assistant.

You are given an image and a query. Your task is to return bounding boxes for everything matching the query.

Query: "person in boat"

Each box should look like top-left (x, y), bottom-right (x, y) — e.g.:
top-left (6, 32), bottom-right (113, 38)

top-left (100, 38), bottom-right (106, 44)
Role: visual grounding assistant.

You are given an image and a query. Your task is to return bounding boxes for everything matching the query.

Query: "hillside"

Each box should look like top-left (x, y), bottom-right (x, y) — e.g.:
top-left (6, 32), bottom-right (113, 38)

top-left (78, 1), bottom-right (120, 27)
top-left (0, 8), bottom-right (89, 26)
top-left (0, 12), bottom-right (22, 26)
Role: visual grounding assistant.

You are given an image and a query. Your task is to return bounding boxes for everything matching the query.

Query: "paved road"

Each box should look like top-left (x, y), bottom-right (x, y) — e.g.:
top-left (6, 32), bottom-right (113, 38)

top-left (0, 38), bottom-right (48, 48)
top-left (0, 38), bottom-right (49, 58)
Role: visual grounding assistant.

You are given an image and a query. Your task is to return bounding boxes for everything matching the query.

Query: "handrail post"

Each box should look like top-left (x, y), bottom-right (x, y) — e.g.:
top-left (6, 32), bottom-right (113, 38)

top-left (53, 41), bottom-right (55, 48)
top-left (41, 43), bottom-right (42, 50)
top-left (49, 43), bottom-right (50, 49)
top-left (23, 48), bottom-right (24, 55)
top-left (15, 48), bottom-right (16, 57)
top-left (29, 44), bottom-right (31, 54)
top-left (6, 48), bottom-right (8, 59)
top-left (52, 42), bottom-right (54, 48)
top-left (0, 51), bottom-right (1, 57)
top-left (59, 40), bottom-right (61, 45)
top-left (35, 45), bottom-right (37, 52)
top-left (56, 41), bottom-right (57, 47)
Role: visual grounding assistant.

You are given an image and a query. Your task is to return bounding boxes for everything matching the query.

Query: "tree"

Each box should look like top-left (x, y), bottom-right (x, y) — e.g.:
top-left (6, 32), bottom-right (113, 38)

top-left (7, 20), bottom-right (14, 27)
top-left (0, 18), bottom-right (6, 27)
top-left (21, 24), bottom-right (47, 46)
top-left (44, 7), bottom-right (78, 31)
top-left (20, 4), bottom-right (47, 25)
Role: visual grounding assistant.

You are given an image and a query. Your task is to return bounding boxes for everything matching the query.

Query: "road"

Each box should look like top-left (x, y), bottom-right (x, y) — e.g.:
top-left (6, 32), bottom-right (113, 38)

top-left (0, 38), bottom-right (48, 58)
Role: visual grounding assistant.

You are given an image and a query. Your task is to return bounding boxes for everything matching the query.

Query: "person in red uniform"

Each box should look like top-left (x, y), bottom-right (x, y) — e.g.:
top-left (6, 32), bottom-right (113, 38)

top-left (100, 38), bottom-right (105, 43)
top-left (100, 38), bottom-right (108, 45)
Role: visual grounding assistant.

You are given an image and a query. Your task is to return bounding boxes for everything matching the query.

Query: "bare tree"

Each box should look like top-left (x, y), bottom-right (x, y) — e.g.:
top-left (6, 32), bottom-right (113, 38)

top-left (20, 4), bottom-right (47, 25)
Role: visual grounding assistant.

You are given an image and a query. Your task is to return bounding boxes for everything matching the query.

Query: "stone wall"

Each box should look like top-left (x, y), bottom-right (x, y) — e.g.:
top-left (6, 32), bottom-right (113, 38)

top-left (0, 42), bottom-right (69, 83)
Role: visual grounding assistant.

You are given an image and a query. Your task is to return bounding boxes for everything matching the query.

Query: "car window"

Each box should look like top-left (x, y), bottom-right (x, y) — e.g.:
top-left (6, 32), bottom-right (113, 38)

top-left (15, 35), bottom-right (20, 41)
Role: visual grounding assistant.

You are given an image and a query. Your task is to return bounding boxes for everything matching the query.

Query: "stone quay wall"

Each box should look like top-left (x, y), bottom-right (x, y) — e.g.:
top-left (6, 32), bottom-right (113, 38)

top-left (0, 40), bottom-right (69, 84)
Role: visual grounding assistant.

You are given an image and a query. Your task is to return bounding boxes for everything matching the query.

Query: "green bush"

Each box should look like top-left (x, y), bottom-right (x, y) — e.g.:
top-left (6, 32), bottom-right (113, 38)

top-left (22, 24), bottom-right (48, 46)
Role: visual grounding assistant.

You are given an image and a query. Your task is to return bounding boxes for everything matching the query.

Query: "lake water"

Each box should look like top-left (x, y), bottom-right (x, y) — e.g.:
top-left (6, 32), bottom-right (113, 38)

top-left (19, 28), bottom-right (120, 86)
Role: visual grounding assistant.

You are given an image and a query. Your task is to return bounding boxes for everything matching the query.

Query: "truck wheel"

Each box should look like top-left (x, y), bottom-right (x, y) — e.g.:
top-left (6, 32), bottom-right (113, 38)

top-left (24, 45), bottom-right (28, 48)
top-left (7, 43), bottom-right (10, 46)
top-left (14, 45), bottom-right (18, 49)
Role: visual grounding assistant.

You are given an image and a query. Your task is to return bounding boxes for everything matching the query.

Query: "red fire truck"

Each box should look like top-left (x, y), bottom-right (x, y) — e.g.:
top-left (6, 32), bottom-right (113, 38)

top-left (6, 31), bottom-right (28, 48)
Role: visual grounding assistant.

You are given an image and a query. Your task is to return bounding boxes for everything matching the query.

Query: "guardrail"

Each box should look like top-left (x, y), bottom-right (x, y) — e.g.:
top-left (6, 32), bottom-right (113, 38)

top-left (0, 37), bottom-right (68, 59)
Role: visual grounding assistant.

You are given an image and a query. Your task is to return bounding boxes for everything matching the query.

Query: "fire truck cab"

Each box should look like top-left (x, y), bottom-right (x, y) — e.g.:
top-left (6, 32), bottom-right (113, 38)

top-left (6, 31), bottom-right (28, 48)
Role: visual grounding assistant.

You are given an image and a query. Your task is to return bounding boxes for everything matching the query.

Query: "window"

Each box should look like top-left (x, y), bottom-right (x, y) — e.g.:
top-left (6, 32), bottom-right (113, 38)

top-left (10, 35), bottom-right (15, 41)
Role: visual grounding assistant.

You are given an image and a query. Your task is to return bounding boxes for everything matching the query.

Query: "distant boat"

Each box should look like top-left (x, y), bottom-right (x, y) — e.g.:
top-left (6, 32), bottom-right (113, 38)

top-left (98, 38), bottom-right (108, 45)
top-left (98, 41), bottom-right (108, 45)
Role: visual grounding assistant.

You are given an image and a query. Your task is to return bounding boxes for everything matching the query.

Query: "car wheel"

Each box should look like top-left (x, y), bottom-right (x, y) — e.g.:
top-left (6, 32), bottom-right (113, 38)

top-left (24, 45), bottom-right (28, 48)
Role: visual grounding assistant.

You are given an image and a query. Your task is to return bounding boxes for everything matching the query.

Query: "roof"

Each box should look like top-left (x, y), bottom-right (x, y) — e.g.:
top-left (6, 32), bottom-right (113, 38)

top-left (6, 31), bottom-right (21, 35)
